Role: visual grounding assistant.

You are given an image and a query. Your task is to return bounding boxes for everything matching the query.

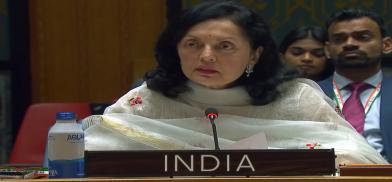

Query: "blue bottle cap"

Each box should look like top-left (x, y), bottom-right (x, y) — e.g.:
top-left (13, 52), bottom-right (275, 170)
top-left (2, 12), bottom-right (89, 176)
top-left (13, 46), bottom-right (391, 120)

top-left (56, 112), bottom-right (76, 120)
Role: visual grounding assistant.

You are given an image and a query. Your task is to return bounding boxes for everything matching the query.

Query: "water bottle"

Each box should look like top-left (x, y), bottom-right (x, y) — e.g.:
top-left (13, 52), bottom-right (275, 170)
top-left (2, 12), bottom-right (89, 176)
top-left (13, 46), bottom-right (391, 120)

top-left (48, 112), bottom-right (84, 178)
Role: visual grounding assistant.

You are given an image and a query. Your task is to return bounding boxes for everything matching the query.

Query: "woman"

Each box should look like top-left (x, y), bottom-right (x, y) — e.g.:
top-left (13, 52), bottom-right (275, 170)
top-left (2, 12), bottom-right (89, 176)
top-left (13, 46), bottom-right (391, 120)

top-left (279, 26), bottom-right (334, 81)
top-left (84, 1), bottom-right (386, 165)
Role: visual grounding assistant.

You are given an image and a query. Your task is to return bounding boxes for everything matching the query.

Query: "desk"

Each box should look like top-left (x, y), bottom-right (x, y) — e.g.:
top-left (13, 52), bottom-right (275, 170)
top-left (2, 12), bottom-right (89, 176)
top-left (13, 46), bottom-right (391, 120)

top-left (10, 176), bottom-right (392, 182)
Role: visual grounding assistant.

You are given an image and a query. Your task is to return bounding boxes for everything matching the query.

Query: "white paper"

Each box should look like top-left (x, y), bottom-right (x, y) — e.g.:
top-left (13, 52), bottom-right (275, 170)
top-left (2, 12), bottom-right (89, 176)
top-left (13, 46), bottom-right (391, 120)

top-left (225, 132), bottom-right (267, 149)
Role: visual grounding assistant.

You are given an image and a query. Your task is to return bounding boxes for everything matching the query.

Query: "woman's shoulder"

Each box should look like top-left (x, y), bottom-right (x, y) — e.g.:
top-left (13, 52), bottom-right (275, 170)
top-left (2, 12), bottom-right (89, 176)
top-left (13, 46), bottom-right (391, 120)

top-left (277, 78), bottom-right (336, 107)
top-left (278, 78), bottom-right (326, 96)
top-left (278, 78), bottom-right (320, 90)
top-left (104, 83), bottom-right (172, 115)
top-left (120, 83), bottom-right (159, 103)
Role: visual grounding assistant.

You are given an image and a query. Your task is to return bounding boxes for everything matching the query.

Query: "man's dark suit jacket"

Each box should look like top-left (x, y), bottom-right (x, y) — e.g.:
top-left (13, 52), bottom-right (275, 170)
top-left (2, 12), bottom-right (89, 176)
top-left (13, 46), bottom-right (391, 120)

top-left (318, 74), bottom-right (392, 163)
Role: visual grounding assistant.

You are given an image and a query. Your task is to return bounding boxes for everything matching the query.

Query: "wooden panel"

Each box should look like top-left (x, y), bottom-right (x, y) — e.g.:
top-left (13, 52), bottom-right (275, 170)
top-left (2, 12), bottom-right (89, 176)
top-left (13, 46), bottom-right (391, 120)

top-left (29, 0), bottom-right (166, 103)
top-left (129, 1), bottom-right (164, 79)
top-left (85, 150), bottom-right (335, 177)
top-left (7, 177), bottom-right (392, 182)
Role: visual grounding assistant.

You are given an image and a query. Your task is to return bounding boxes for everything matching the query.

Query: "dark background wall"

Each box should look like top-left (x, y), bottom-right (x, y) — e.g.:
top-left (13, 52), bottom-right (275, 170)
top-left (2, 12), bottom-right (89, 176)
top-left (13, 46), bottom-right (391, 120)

top-left (0, 0), bottom-right (30, 164)
top-left (182, 0), bottom-right (392, 42)
top-left (0, 0), bottom-right (11, 164)
top-left (182, 0), bottom-right (392, 71)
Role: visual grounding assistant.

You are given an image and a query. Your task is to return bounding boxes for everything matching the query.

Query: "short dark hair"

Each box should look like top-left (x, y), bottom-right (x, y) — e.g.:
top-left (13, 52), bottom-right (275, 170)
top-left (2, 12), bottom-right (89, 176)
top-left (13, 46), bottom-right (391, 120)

top-left (325, 8), bottom-right (386, 37)
top-left (279, 26), bottom-right (334, 81)
top-left (145, 1), bottom-right (294, 105)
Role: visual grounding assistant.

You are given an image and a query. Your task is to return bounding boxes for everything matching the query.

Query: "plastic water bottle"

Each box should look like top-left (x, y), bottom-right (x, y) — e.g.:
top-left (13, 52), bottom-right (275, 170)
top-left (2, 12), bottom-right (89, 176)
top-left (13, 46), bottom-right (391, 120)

top-left (48, 112), bottom-right (84, 178)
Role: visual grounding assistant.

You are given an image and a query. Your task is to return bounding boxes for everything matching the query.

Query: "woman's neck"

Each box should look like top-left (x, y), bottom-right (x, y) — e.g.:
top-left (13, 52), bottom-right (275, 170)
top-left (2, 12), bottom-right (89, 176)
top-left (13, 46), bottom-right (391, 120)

top-left (179, 81), bottom-right (252, 106)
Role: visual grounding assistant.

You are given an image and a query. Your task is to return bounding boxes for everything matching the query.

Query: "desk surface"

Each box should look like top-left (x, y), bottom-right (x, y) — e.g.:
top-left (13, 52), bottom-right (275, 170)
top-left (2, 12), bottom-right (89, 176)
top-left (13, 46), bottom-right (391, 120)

top-left (12, 176), bottom-right (392, 182)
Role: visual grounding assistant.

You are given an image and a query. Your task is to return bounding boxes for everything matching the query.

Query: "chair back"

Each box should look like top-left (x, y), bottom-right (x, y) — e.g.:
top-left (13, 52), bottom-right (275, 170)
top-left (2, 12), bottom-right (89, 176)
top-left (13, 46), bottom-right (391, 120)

top-left (8, 103), bottom-right (91, 165)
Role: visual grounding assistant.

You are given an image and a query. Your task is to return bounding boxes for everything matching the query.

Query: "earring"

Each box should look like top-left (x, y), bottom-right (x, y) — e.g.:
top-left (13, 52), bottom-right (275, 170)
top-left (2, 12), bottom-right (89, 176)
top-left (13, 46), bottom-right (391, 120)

top-left (245, 64), bottom-right (254, 77)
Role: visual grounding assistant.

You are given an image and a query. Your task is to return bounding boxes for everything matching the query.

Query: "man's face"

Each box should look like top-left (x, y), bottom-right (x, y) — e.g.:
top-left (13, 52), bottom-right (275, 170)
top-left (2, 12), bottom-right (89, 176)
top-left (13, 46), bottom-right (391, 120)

top-left (326, 17), bottom-right (385, 69)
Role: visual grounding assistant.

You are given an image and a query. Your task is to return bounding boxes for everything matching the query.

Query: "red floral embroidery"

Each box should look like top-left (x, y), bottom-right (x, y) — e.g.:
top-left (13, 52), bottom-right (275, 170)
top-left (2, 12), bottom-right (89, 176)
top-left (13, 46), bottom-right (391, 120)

top-left (129, 96), bottom-right (142, 106)
top-left (306, 143), bottom-right (320, 149)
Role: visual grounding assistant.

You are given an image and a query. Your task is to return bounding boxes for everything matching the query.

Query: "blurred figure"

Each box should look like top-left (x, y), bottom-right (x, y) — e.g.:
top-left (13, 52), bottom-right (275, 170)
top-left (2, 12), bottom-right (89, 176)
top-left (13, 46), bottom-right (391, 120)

top-left (318, 8), bottom-right (392, 162)
top-left (279, 26), bottom-right (334, 81)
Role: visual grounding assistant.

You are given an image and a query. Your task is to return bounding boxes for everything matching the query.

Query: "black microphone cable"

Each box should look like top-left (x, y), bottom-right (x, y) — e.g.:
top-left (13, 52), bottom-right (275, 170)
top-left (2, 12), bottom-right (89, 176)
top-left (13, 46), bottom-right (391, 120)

top-left (205, 108), bottom-right (220, 150)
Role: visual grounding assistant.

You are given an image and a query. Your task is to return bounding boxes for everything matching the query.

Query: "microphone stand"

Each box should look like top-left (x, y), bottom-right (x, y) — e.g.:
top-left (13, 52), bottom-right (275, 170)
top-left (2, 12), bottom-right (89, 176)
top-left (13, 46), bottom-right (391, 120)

top-left (205, 108), bottom-right (220, 150)
top-left (210, 121), bottom-right (220, 150)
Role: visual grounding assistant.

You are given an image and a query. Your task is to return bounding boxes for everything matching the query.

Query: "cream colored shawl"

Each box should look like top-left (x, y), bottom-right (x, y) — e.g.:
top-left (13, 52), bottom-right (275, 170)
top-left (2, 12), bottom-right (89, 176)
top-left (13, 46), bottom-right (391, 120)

top-left (83, 79), bottom-right (387, 165)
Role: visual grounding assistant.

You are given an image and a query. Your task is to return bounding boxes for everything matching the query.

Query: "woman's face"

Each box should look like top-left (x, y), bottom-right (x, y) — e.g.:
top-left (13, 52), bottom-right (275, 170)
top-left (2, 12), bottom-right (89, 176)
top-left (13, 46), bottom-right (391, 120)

top-left (177, 19), bottom-right (261, 89)
top-left (282, 38), bottom-right (327, 79)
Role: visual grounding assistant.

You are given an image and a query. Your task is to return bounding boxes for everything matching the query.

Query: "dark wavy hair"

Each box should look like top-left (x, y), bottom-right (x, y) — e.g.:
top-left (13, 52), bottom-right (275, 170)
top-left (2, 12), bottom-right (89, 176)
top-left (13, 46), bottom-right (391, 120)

top-left (326, 8), bottom-right (386, 38)
top-left (145, 0), bottom-right (294, 105)
top-left (279, 26), bottom-right (334, 81)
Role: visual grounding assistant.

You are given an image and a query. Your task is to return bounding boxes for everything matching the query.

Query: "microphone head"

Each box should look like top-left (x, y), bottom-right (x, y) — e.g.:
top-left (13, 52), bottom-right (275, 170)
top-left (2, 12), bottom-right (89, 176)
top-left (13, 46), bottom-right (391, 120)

top-left (205, 107), bottom-right (219, 121)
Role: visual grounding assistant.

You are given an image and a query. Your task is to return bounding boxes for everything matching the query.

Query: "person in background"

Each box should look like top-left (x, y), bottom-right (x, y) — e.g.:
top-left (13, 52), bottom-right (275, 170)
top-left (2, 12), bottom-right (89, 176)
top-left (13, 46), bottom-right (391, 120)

top-left (318, 8), bottom-right (392, 162)
top-left (279, 26), bottom-right (334, 81)
top-left (83, 1), bottom-right (386, 165)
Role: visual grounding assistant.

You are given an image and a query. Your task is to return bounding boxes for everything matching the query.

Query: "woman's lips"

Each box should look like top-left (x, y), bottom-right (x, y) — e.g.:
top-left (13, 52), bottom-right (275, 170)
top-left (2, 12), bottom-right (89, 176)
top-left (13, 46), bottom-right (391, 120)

top-left (297, 65), bottom-right (315, 70)
top-left (196, 68), bottom-right (218, 75)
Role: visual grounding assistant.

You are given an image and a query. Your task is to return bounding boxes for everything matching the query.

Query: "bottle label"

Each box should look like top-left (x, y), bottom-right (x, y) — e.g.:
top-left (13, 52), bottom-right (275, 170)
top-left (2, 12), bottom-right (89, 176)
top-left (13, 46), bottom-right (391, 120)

top-left (49, 158), bottom-right (84, 178)
top-left (48, 133), bottom-right (84, 160)
top-left (48, 131), bottom-right (84, 178)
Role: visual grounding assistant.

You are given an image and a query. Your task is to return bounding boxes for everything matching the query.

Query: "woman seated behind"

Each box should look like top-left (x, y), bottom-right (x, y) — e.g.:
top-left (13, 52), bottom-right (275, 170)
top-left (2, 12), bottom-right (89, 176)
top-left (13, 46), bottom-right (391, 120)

top-left (279, 26), bottom-right (334, 81)
top-left (84, 1), bottom-right (386, 165)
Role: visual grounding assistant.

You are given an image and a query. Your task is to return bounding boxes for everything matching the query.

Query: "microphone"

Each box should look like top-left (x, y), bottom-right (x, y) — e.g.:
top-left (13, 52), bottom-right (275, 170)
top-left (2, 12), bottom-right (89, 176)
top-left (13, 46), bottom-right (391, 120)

top-left (205, 108), bottom-right (220, 150)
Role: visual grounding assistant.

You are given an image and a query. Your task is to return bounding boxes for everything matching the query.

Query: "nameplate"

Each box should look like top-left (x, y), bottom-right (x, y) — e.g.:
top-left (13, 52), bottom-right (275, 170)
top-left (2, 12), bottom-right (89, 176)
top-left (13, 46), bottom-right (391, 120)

top-left (85, 149), bottom-right (335, 177)
top-left (340, 164), bottom-right (392, 176)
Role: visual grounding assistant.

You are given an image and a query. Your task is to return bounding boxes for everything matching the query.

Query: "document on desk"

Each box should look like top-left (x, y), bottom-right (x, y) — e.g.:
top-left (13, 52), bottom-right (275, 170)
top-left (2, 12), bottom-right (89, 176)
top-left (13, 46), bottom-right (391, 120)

top-left (225, 132), bottom-right (267, 149)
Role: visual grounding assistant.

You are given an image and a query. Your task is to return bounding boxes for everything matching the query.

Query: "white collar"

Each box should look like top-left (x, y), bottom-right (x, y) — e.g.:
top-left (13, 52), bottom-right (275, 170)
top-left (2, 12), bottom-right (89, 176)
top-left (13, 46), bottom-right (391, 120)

top-left (333, 70), bottom-right (383, 89)
top-left (178, 81), bottom-right (252, 106)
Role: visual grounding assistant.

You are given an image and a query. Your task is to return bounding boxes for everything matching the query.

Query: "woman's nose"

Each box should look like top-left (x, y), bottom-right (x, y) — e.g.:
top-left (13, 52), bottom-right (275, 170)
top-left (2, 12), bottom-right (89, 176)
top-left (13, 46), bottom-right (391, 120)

top-left (200, 46), bottom-right (216, 62)
top-left (301, 52), bottom-right (313, 63)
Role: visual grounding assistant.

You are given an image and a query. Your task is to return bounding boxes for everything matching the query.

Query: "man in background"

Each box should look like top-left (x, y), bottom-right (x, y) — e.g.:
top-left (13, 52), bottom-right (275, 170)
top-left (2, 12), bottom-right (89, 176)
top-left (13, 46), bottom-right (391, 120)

top-left (318, 8), bottom-right (392, 162)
